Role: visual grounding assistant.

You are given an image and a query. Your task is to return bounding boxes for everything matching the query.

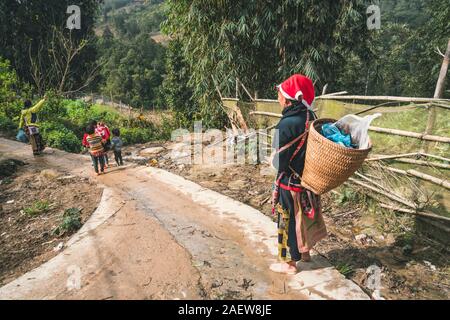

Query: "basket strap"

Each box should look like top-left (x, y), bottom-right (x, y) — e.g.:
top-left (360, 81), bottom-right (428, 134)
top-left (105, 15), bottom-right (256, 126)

top-left (276, 110), bottom-right (311, 156)
top-left (276, 134), bottom-right (304, 154)
top-left (288, 110), bottom-right (310, 163)
top-left (275, 109), bottom-right (311, 180)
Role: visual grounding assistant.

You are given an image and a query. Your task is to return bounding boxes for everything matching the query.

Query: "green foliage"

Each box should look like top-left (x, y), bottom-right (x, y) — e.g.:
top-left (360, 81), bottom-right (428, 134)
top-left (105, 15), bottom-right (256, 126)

top-left (0, 177), bottom-right (13, 185)
top-left (0, 57), bottom-right (27, 125)
top-left (96, 1), bottom-right (166, 109)
top-left (2, 90), bottom-right (165, 153)
top-left (336, 0), bottom-right (450, 98)
top-left (156, 113), bottom-right (177, 141)
top-left (163, 0), bottom-right (371, 127)
top-left (41, 125), bottom-right (81, 153)
top-left (336, 187), bottom-right (361, 205)
top-left (65, 102), bottom-right (121, 128)
top-left (38, 91), bottom-right (68, 123)
top-left (103, 0), bottom-right (134, 13)
top-left (0, 1), bottom-right (101, 94)
top-left (53, 208), bottom-right (82, 236)
top-left (336, 263), bottom-right (355, 278)
top-left (105, 0), bottom-right (165, 36)
top-left (161, 40), bottom-right (199, 127)
top-left (120, 127), bottom-right (154, 145)
top-left (0, 113), bottom-right (16, 134)
top-left (24, 200), bottom-right (50, 216)
top-left (0, 57), bottom-right (18, 103)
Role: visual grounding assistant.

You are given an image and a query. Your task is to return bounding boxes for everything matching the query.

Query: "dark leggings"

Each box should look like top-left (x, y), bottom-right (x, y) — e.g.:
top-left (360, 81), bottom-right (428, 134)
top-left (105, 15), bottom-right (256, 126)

top-left (114, 150), bottom-right (123, 166)
top-left (91, 155), bottom-right (105, 173)
top-left (278, 188), bottom-right (302, 261)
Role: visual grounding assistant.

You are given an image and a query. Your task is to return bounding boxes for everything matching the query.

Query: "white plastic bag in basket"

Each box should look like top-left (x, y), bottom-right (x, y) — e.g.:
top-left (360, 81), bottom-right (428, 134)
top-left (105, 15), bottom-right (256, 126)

top-left (335, 113), bottom-right (381, 149)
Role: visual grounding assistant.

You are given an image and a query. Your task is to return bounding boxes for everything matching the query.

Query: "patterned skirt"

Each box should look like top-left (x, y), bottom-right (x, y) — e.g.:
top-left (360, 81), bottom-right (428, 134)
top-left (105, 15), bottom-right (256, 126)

top-left (26, 127), bottom-right (45, 155)
top-left (276, 185), bottom-right (327, 262)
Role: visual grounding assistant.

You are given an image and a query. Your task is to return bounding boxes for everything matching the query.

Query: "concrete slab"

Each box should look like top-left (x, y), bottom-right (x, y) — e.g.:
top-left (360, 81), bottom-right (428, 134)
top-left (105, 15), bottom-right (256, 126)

top-left (144, 167), bottom-right (370, 300)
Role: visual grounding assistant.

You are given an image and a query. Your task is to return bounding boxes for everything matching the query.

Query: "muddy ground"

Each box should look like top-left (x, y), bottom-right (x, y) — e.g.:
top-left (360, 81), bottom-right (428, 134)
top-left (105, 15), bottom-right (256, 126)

top-left (1, 137), bottom-right (448, 300)
top-left (125, 141), bottom-right (450, 300)
top-left (0, 157), bottom-right (102, 286)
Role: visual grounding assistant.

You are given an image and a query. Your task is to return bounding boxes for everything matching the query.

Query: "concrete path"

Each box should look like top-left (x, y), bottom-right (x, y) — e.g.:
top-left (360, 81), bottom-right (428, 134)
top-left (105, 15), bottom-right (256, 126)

top-left (0, 138), bottom-right (369, 300)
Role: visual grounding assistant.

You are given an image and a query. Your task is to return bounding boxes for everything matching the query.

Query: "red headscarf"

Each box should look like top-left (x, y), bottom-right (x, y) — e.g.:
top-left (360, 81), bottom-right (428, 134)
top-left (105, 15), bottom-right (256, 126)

top-left (277, 74), bottom-right (315, 109)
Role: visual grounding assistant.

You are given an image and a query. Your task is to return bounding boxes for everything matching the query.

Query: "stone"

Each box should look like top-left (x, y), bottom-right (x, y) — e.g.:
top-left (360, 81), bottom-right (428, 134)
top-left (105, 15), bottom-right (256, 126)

top-left (385, 233), bottom-right (396, 245)
top-left (423, 260), bottom-right (436, 271)
top-left (40, 169), bottom-right (60, 180)
top-left (228, 179), bottom-right (247, 190)
top-left (139, 147), bottom-right (164, 157)
top-left (53, 242), bottom-right (64, 252)
top-left (57, 175), bottom-right (76, 181)
top-left (372, 289), bottom-right (385, 300)
top-left (123, 156), bottom-right (147, 165)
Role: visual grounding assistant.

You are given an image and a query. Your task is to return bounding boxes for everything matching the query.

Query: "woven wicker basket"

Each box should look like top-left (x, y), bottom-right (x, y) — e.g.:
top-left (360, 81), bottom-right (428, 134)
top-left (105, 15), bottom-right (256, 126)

top-left (301, 118), bottom-right (371, 195)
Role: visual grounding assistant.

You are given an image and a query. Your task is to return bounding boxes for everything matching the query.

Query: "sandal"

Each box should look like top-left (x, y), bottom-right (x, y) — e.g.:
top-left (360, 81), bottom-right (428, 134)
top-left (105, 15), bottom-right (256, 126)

top-left (269, 262), bottom-right (298, 275)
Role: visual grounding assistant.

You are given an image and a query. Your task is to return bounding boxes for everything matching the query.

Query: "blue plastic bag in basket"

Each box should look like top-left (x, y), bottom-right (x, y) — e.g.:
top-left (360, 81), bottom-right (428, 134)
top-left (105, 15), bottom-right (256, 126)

top-left (321, 123), bottom-right (353, 148)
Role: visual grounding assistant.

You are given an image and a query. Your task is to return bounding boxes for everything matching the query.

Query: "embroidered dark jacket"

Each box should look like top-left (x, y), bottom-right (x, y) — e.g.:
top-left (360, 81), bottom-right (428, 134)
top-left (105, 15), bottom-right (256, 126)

top-left (272, 102), bottom-right (316, 185)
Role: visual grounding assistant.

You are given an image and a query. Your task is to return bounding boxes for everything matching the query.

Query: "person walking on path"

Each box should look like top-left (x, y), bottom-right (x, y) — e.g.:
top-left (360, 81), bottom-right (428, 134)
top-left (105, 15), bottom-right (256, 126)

top-left (111, 128), bottom-right (124, 166)
top-left (18, 96), bottom-right (47, 155)
top-left (85, 124), bottom-right (106, 175)
top-left (270, 74), bottom-right (327, 275)
top-left (96, 121), bottom-right (111, 168)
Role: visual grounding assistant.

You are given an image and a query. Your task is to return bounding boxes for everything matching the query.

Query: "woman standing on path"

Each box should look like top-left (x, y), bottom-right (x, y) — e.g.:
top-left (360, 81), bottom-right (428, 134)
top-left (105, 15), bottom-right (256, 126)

top-left (270, 74), bottom-right (327, 275)
top-left (18, 96), bottom-right (47, 155)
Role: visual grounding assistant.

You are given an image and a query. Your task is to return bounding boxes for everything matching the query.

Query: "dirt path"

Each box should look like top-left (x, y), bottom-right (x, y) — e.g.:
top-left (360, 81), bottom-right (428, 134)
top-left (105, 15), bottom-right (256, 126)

top-left (0, 138), bottom-right (368, 300)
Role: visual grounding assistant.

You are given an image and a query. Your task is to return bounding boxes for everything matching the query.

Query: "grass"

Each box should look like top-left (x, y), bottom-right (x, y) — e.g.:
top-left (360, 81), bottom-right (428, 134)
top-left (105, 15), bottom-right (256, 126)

top-left (372, 205), bottom-right (415, 236)
top-left (336, 262), bottom-right (355, 278)
top-left (0, 177), bottom-right (13, 185)
top-left (53, 207), bottom-right (82, 236)
top-left (23, 200), bottom-right (50, 216)
top-left (335, 187), bottom-right (360, 204)
top-left (333, 184), bottom-right (416, 238)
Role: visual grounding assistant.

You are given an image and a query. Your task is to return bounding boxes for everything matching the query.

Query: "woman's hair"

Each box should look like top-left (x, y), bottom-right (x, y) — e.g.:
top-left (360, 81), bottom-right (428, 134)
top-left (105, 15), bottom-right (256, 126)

top-left (86, 124), bottom-right (96, 135)
top-left (90, 120), bottom-right (98, 126)
top-left (112, 128), bottom-right (120, 136)
top-left (23, 100), bottom-right (32, 109)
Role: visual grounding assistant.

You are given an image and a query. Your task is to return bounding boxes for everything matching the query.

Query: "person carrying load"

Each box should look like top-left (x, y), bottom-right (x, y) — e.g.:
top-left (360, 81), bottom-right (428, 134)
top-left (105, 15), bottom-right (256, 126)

top-left (270, 74), bottom-right (327, 275)
top-left (18, 96), bottom-right (47, 155)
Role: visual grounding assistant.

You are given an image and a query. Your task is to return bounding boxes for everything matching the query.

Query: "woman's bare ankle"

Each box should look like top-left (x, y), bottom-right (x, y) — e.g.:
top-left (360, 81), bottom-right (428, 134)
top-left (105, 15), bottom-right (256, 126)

top-left (301, 251), bottom-right (311, 262)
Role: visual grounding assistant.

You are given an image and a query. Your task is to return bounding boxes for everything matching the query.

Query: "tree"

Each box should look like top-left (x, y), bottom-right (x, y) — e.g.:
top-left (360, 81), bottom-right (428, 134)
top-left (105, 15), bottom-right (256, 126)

top-left (335, 0), bottom-right (450, 98)
top-left (96, 0), bottom-right (167, 108)
top-left (0, 0), bottom-right (102, 94)
top-left (97, 33), bottom-right (165, 108)
top-left (161, 39), bottom-right (197, 127)
top-left (163, 0), bottom-right (371, 127)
